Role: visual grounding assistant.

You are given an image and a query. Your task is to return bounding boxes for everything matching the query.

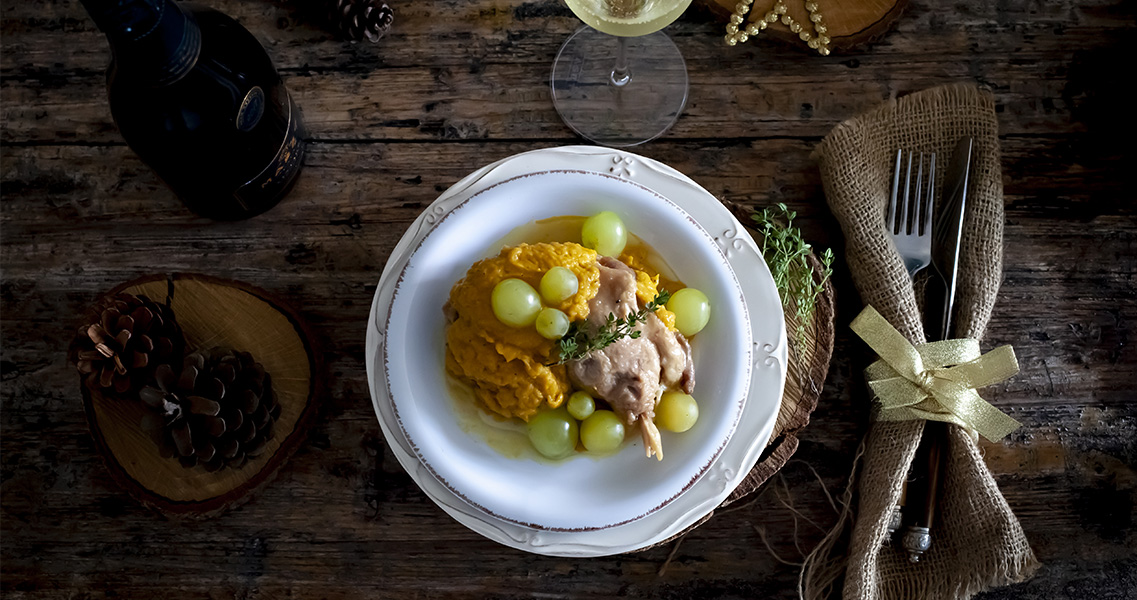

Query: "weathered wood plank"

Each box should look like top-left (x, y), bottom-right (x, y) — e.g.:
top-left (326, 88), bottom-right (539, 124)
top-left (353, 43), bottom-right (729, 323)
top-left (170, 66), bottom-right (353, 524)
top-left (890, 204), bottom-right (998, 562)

top-left (0, 52), bottom-right (1097, 144)
top-left (2, 0), bottom-right (1130, 75)
top-left (2, 143), bottom-right (1132, 423)
top-left (3, 9), bottom-right (1130, 145)
top-left (3, 0), bottom-right (1132, 147)
top-left (4, 0), bottom-right (1135, 597)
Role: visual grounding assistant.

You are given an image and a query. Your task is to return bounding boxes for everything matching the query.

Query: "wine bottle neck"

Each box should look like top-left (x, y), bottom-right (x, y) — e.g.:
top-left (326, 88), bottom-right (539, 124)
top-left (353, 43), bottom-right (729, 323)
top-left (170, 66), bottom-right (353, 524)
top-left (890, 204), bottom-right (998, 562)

top-left (81, 0), bottom-right (202, 84)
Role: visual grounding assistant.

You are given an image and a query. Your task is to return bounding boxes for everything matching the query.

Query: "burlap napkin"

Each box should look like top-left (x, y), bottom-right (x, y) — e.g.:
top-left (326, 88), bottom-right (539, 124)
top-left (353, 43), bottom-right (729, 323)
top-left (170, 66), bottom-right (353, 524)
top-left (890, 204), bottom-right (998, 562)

top-left (808, 83), bottom-right (1040, 599)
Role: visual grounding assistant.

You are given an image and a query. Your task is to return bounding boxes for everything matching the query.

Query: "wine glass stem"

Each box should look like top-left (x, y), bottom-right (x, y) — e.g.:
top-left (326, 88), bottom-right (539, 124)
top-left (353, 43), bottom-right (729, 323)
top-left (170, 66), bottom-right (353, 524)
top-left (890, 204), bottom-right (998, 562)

top-left (611, 36), bottom-right (631, 87)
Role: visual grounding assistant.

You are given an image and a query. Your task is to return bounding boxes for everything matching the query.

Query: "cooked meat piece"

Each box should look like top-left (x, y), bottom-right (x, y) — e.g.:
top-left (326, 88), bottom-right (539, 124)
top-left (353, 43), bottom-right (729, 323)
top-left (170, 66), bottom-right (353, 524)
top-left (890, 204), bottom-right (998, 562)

top-left (674, 334), bottom-right (695, 393)
top-left (567, 255), bottom-right (694, 460)
top-left (568, 338), bottom-right (664, 460)
top-left (569, 336), bottom-right (661, 423)
top-left (640, 313), bottom-right (695, 394)
top-left (589, 255), bottom-right (694, 394)
top-left (587, 256), bottom-right (638, 325)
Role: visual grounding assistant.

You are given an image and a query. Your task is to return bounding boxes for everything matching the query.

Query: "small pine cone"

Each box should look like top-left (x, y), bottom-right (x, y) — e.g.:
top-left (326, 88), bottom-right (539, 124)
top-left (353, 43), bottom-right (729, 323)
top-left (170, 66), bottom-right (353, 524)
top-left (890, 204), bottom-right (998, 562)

top-left (70, 293), bottom-right (184, 396)
top-left (139, 349), bottom-right (280, 472)
top-left (328, 0), bottom-right (393, 43)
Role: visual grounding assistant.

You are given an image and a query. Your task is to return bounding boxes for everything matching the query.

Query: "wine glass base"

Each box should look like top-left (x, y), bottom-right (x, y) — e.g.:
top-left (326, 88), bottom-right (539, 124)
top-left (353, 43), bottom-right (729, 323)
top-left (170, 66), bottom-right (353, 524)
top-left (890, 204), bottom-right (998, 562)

top-left (551, 26), bottom-right (689, 148)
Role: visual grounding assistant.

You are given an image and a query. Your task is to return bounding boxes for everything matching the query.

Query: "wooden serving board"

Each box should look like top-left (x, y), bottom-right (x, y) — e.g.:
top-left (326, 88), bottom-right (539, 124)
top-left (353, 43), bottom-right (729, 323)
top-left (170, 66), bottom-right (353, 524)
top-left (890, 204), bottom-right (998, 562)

top-left (724, 248), bottom-right (835, 505)
top-left (701, 0), bottom-right (908, 52)
top-left (80, 274), bottom-right (322, 518)
top-left (643, 206), bottom-right (836, 550)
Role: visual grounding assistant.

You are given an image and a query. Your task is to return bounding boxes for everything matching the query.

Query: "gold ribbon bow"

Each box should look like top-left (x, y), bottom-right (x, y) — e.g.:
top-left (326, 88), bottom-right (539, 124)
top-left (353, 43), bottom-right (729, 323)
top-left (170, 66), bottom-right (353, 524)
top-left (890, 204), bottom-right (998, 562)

top-left (850, 305), bottom-right (1022, 442)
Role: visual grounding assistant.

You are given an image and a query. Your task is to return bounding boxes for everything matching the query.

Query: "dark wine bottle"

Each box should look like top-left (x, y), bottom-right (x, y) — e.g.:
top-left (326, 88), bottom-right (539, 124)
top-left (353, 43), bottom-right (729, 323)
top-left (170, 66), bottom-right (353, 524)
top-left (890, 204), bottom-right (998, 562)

top-left (80, 0), bottom-right (305, 220)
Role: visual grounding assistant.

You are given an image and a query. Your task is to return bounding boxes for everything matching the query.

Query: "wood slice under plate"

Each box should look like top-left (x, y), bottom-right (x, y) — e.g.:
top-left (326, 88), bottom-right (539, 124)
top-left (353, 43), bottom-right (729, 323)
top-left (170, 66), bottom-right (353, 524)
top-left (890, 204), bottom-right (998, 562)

top-left (641, 204), bottom-right (836, 550)
top-left (80, 273), bottom-right (322, 518)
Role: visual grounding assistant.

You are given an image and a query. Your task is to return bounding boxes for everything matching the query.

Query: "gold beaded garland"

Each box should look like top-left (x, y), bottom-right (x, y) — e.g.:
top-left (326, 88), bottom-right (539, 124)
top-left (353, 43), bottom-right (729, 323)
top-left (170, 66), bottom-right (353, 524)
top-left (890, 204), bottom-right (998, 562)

top-left (724, 0), bottom-right (831, 56)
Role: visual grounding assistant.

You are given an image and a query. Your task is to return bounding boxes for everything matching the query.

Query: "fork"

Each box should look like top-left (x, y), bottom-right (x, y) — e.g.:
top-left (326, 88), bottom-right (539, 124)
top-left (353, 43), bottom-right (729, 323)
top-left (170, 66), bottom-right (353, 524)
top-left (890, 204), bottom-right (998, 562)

top-left (884, 148), bottom-right (936, 538)
top-left (886, 149), bottom-right (937, 278)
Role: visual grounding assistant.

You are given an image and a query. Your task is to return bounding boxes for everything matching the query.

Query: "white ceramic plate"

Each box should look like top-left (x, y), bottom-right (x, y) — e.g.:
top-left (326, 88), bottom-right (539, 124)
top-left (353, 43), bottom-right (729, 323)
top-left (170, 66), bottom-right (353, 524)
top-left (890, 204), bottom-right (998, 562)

top-left (381, 170), bottom-right (751, 531)
top-left (366, 146), bottom-right (787, 556)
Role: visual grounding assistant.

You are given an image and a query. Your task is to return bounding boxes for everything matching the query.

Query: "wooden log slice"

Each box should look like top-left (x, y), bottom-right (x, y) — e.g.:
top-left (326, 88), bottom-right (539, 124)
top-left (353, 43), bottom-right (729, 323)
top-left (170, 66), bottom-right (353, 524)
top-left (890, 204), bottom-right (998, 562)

top-left (701, 0), bottom-right (908, 52)
top-left (723, 249), bottom-right (835, 505)
top-left (79, 273), bottom-right (322, 518)
top-left (640, 204), bottom-right (835, 550)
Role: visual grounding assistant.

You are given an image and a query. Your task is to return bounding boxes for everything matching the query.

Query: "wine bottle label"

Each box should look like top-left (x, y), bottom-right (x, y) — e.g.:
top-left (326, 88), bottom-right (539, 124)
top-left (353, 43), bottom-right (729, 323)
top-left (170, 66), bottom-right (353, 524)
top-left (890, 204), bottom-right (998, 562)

top-left (236, 86), bottom-right (265, 132)
top-left (235, 91), bottom-right (305, 209)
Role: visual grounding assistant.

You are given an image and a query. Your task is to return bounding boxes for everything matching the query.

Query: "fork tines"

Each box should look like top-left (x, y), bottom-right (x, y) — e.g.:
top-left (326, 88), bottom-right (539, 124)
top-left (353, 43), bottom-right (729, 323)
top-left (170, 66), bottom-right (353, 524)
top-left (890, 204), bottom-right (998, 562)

top-left (888, 149), bottom-right (937, 236)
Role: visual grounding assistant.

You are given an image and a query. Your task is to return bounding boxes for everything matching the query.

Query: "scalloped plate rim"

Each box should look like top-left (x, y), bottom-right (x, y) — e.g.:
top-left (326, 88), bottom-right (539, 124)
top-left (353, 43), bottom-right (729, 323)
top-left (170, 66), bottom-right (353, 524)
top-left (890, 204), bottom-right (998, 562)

top-left (365, 146), bottom-right (786, 556)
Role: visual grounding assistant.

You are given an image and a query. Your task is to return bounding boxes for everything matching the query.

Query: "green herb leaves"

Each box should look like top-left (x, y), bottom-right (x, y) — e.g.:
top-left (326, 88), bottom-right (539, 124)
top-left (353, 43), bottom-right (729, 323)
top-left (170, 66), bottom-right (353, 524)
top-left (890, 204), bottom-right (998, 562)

top-left (751, 203), bottom-right (834, 349)
top-left (555, 291), bottom-right (671, 364)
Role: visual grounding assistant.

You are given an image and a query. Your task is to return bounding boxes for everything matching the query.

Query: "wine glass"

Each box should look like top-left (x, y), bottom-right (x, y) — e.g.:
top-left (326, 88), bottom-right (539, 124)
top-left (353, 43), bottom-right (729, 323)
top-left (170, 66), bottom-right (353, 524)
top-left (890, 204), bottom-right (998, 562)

top-left (552, 0), bottom-right (694, 147)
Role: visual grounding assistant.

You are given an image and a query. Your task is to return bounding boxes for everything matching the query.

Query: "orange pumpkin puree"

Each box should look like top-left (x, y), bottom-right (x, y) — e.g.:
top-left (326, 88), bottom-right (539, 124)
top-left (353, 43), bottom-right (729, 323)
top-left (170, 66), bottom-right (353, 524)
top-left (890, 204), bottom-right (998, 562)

top-left (445, 241), bottom-right (674, 421)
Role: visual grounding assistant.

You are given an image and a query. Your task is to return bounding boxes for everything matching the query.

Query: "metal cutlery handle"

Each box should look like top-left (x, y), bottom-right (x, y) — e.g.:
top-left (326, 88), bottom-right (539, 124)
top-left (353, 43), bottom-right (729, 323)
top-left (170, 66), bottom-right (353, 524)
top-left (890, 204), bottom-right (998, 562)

top-left (899, 136), bottom-right (974, 562)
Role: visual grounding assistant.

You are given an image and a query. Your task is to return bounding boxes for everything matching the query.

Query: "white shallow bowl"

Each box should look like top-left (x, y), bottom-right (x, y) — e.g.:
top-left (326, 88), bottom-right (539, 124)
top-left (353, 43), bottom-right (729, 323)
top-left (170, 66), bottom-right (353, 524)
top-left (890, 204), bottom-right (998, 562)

top-left (366, 146), bottom-right (787, 556)
top-left (380, 170), bottom-right (752, 531)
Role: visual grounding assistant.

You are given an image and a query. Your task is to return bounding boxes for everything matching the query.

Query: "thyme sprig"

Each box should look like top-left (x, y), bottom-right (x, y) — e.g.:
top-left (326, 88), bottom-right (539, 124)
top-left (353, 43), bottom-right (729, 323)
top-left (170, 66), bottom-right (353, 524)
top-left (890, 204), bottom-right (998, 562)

top-left (751, 203), bottom-right (834, 349)
top-left (555, 291), bottom-right (671, 364)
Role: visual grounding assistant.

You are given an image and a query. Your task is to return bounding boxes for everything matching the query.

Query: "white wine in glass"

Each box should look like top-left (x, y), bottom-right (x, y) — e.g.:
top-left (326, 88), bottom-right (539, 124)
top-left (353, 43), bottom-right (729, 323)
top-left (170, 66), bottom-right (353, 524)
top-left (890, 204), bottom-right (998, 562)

top-left (565, 0), bottom-right (692, 37)
top-left (553, 0), bottom-right (693, 147)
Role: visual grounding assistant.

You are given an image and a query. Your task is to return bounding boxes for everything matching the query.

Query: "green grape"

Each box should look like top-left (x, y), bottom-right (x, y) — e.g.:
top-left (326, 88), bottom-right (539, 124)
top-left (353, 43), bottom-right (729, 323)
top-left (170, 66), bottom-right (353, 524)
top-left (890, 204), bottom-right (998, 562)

top-left (581, 211), bottom-right (627, 257)
top-left (527, 408), bottom-right (579, 459)
top-left (539, 266), bottom-right (579, 304)
top-left (580, 410), bottom-right (626, 453)
top-left (656, 391), bottom-right (699, 433)
top-left (535, 308), bottom-right (570, 340)
top-left (492, 278), bottom-right (542, 328)
top-left (566, 391), bottom-right (595, 420)
top-left (666, 287), bottom-right (711, 337)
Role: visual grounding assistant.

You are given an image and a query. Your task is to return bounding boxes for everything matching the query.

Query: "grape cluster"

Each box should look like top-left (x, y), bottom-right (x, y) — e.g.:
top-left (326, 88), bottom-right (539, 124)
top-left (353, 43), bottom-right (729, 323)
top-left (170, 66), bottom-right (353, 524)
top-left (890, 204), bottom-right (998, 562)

top-left (527, 390), bottom-right (625, 459)
top-left (490, 211), bottom-right (709, 460)
top-left (491, 265), bottom-right (580, 340)
top-left (525, 389), bottom-right (699, 459)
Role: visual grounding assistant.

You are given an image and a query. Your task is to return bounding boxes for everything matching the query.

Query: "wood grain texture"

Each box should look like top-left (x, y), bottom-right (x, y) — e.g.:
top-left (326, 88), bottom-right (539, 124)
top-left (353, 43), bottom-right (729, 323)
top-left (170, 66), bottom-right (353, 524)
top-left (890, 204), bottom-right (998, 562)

top-left (642, 239), bottom-right (835, 550)
top-left (724, 218), bottom-right (837, 506)
top-left (2, 0), bottom-right (1135, 598)
top-left (702, 0), bottom-right (908, 51)
top-left (82, 274), bottom-right (321, 517)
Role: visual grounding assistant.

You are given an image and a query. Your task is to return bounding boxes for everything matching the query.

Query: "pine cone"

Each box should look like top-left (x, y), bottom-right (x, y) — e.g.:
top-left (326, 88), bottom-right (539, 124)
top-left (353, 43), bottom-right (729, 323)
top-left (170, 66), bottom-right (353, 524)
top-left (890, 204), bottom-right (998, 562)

top-left (71, 293), bottom-right (184, 396)
top-left (328, 0), bottom-right (393, 43)
top-left (140, 349), bottom-right (279, 472)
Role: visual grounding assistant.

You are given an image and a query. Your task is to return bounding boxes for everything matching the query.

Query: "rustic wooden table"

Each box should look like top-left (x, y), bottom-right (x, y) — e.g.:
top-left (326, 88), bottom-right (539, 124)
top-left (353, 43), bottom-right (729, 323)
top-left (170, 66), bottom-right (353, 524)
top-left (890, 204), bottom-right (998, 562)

top-left (2, 0), bottom-right (1134, 598)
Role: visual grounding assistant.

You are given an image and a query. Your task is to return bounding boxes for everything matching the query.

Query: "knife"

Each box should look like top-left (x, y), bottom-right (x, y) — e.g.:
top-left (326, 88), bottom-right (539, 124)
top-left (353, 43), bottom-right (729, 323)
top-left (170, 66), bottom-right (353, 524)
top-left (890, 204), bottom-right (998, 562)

top-left (900, 135), bottom-right (974, 563)
top-left (930, 136), bottom-right (973, 339)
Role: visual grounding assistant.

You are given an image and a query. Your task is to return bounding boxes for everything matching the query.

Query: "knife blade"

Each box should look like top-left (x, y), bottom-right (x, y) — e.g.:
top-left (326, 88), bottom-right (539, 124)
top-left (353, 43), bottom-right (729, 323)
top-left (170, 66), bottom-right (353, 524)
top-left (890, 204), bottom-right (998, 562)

top-left (899, 135), bottom-right (974, 563)
top-left (930, 136), bottom-right (974, 339)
